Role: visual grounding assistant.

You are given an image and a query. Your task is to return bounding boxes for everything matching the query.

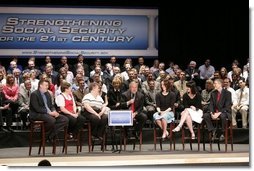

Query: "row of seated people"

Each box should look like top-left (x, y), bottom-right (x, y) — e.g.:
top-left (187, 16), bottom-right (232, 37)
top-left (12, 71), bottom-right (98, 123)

top-left (0, 73), bottom-right (248, 140)
top-left (201, 78), bottom-right (249, 129)
top-left (1, 70), bottom-right (248, 143)
top-left (0, 56), bottom-right (248, 103)
top-left (2, 56), bottom-right (249, 91)
top-left (11, 77), bottom-right (235, 148)
top-left (27, 79), bottom-right (145, 143)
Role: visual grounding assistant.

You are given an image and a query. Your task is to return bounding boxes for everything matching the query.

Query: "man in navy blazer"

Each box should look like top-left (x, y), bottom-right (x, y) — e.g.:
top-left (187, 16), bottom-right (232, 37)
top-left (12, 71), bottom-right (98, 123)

top-left (203, 79), bottom-right (232, 141)
top-left (29, 79), bottom-right (68, 141)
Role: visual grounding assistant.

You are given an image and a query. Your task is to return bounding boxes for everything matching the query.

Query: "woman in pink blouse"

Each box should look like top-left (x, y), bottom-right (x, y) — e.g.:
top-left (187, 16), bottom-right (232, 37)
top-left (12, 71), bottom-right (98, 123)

top-left (3, 74), bottom-right (19, 115)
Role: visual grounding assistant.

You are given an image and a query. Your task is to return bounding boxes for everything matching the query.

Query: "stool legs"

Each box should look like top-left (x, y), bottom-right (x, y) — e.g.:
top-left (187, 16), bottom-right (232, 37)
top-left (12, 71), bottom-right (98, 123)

top-left (88, 122), bottom-right (92, 152)
top-left (169, 123), bottom-right (175, 151)
top-left (209, 119), bottom-right (233, 152)
top-left (123, 127), bottom-right (142, 151)
top-left (29, 121), bottom-right (46, 156)
top-left (62, 127), bottom-right (82, 154)
top-left (139, 128), bottom-right (142, 151)
top-left (181, 123), bottom-right (201, 151)
top-left (153, 122), bottom-right (175, 151)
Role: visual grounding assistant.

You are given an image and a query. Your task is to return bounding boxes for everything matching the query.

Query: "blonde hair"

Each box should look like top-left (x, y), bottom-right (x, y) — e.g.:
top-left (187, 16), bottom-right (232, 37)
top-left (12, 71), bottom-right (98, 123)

top-left (112, 76), bottom-right (122, 88)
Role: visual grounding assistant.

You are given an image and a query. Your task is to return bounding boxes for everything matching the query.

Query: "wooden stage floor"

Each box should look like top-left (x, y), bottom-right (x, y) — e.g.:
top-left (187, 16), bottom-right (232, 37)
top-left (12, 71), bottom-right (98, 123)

top-left (0, 143), bottom-right (249, 166)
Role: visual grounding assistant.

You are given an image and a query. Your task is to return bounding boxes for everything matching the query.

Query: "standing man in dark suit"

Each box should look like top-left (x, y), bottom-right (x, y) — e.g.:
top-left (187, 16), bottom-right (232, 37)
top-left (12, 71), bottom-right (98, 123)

top-left (29, 79), bottom-right (68, 141)
top-left (121, 81), bottom-right (147, 138)
top-left (203, 79), bottom-right (232, 141)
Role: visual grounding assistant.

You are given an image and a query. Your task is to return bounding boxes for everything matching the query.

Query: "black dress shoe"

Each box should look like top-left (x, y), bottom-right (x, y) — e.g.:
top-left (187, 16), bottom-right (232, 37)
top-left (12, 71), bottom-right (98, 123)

top-left (134, 132), bottom-right (140, 140)
top-left (97, 136), bottom-right (103, 141)
top-left (219, 135), bottom-right (225, 141)
top-left (211, 130), bottom-right (217, 141)
top-left (46, 136), bottom-right (55, 143)
top-left (46, 137), bottom-right (51, 143)
top-left (0, 127), bottom-right (8, 132)
top-left (7, 127), bottom-right (14, 132)
top-left (92, 135), bottom-right (103, 141)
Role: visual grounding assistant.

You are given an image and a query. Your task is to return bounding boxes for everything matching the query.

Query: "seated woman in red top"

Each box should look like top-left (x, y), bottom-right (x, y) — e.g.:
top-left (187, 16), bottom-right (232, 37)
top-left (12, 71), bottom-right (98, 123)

top-left (56, 81), bottom-right (86, 138)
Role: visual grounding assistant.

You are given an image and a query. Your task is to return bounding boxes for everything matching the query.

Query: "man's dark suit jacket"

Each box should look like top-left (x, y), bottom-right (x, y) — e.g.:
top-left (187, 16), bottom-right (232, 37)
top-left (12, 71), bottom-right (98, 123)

top-left (29, 90), bottom-right (55, 119)
top-left (120, 90), bottom-right (144, 114)
top-left (208, 89), bottom-right (232, 120)
top-left (49, 71), bottom-right (58, 85)
top-left (144, 90), bottom-right (158, 106)
top-left (185, 68), bottom-right (200, 81)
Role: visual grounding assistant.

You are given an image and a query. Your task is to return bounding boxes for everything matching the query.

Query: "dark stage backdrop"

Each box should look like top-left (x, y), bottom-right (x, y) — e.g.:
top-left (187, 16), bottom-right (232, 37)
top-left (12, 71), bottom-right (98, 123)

top-left (0, 0), bottom-right (249, 71)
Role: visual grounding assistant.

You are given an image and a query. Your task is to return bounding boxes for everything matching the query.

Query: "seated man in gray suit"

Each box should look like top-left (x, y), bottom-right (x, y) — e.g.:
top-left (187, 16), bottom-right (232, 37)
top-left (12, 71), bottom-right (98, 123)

top-left (18, 80), bottom-right (32, 129)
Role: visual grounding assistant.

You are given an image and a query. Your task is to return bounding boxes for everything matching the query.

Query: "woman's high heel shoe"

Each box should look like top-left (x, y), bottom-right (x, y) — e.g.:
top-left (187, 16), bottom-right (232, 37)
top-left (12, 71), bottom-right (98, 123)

top-left (161, 131), bottom-right (169, 140)
top-left (191, 133), bottom-right (196, 140)
top-left (172, 125), bottom-right (181, 132)
top-left (166, 131), bottom-right (169, 137)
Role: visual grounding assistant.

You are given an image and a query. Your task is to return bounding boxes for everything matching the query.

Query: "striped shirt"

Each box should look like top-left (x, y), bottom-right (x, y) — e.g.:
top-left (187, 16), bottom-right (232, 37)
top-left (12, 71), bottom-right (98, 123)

top-left (82, 93), bottom-right (104, 109)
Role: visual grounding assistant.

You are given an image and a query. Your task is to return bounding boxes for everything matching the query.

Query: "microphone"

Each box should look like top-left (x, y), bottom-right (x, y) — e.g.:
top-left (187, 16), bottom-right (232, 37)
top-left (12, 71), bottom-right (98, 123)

top-left (131, 93), bottom-right (135, 99)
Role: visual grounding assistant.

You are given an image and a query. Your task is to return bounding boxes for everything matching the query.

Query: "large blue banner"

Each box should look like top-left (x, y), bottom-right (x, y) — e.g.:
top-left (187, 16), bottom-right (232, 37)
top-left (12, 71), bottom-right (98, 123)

top-left (0, 7), bottom-right (158, 58)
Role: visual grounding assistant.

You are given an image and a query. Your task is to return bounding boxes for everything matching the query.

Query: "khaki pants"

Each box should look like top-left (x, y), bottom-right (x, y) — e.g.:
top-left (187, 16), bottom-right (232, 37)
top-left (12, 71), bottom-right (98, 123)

top-left (232, 105), bottom-right (249, 128)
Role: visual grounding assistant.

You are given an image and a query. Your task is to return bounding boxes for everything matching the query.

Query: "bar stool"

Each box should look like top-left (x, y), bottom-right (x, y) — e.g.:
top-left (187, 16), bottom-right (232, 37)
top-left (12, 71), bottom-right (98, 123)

top-left (109, 126), bottom-right (124, 152)
top-left (153, 122), bottom-right (175, 151)
top-left (123, 126), bottom-right (143, 151)
top-left (91, 133), bottom-right (106, 152)
top-left (62, 127), bottom-right (82, 154)
top-left (80, 121), bottom-right (92, 152)
top-left (208, 118), bottom-right (233, 152)
top-left (28, 120), bottom-right (56, 156)
top-left (181, 121), bottom-right (202, 151)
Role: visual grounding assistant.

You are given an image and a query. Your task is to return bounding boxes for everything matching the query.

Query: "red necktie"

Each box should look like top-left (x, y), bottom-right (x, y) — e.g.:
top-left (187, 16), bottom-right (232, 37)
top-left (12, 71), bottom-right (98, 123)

top-left (131, 93), bottom-right (135, 112)
top-left (216, 91), bottom-right (221, 102)
top-left (215, 91), bottom-right (221, 112)
top-left (131, 102), bottom-right (135, 112)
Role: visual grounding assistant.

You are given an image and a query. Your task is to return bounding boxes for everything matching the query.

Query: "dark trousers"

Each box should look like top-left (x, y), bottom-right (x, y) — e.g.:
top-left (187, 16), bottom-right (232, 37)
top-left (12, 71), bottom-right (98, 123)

top-left (203, 112), bottom-right (227, 132)
top-left (0, 108), bottom-right (12, 127)
top-left (145, 105), bottom-right (156, 122)
top-left (134, 112), bottom-right (148, 131)
top-left (19, 109), bottom-right (29, 126)
top-left (30, 113), bottom-right (69, 139)
top-left (5, 100), bottom-right (19, 115)
top-left (125, 112), bottom-right (148, 135)
top-left (83, 111), bottom-right (108, 137)
top-left (62, 113), bottom-right (86, 135)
